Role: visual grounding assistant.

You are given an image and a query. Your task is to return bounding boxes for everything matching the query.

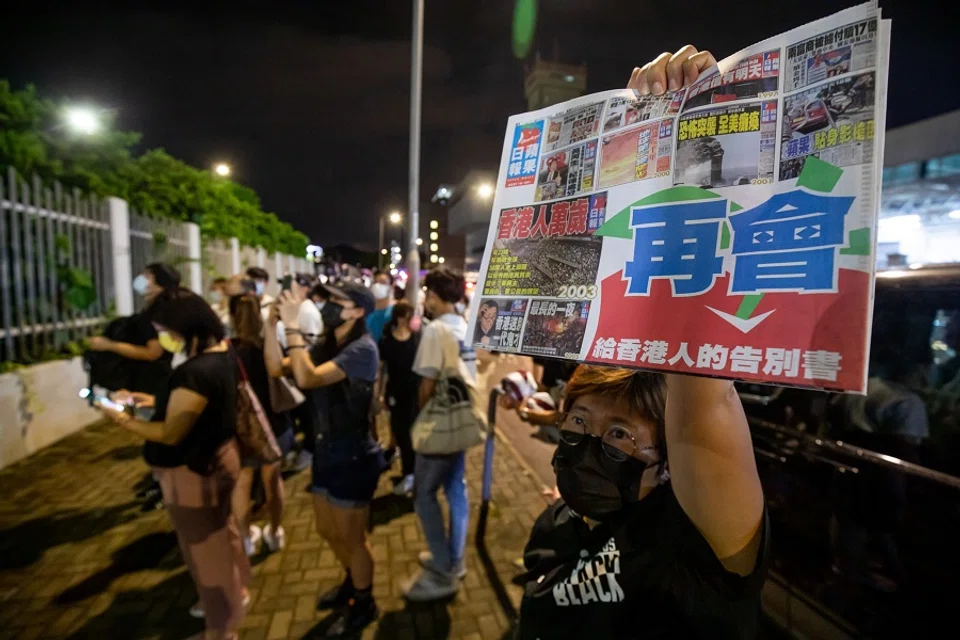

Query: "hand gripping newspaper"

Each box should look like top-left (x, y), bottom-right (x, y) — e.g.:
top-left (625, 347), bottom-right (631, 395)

top-left (468, 1), bottom-right (890, 394)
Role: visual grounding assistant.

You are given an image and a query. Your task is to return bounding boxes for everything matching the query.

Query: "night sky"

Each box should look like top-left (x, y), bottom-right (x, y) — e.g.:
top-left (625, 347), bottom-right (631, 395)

top-left (1, 0), bottom-right (952, 249)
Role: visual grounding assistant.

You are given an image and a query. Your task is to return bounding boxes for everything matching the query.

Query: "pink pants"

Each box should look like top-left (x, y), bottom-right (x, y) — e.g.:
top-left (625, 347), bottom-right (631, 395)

top-left (154, 439), bottom-right (250, 635)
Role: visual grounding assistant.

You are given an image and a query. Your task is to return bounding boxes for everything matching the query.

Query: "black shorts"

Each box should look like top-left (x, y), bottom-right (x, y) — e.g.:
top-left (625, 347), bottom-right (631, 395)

top-left (310, 434), bottom-right (384, 508)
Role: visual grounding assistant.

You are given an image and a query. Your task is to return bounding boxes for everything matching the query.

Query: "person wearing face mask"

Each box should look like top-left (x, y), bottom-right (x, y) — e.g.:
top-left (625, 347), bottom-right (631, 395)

top-left (266, 282), bottom-right (383, 637)
top-left (514, 47), bottom-right (767, 640)
top-left (96, 288), bottom-right (249, 639)
top-left (245, 267), bottom-right (274, 322)
top-left (376, 300), bottom-right (421, 496)
top-left (88, 263), bottom-right (181, 394)
top-left (365, 270), bottom-right (395, 343)
top-left (209, 277), bottom-right (230, 326)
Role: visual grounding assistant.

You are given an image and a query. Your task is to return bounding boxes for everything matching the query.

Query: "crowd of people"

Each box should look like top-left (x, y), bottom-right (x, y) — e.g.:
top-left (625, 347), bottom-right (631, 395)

top-left (85, 258), bottom-right (486, 638)
top-left (506, 237), bottom-right (603, 296)
top-left (78, 47), bottom-right (774, 640)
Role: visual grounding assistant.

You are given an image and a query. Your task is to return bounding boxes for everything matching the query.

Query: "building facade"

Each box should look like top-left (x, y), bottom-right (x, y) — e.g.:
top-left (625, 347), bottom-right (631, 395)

top-left (878, 109), bottom-right (960, 269)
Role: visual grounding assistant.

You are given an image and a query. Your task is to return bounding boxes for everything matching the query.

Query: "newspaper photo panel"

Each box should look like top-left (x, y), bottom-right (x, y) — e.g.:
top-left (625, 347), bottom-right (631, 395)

top-left (474, 2), bottom-right (888, 393)
top-left (474, 298), bottom-right (528, 352)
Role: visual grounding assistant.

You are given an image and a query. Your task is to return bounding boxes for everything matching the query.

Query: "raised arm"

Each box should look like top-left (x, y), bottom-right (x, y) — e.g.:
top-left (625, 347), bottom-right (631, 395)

top-left (263, 304), bottom-right (292, 378)
top-left (629, 45), bottom-right (763, 575)
top-left (665, 376), bottom-right (763, 575)
top-left (279, 291), bottom-right (346, 390)
top-left (89, 336), bottom-right (165, 362)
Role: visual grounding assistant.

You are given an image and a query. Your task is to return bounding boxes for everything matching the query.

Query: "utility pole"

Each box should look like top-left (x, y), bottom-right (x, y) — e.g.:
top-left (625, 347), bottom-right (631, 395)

top-left (406, 0), bottom-right (424, 307)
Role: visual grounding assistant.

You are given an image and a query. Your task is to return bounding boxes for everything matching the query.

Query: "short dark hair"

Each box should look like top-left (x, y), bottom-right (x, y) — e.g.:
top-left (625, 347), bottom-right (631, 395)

top-left (150, 287), bottom-right (226, 351)
top-left (480, 300), bottom-right (499, 313)
top-left (373, 269), bottom-right (394, 285)
top-left (309, 283), bottom-right (329, 300)
top-left (424, 266), bottom-right (465, 304)
top-left (212, 277), bottom-right (228, 286)
top-left (246, 267), bottom-right (269, 281)
top-left (145, 263), bottom-right (181, 290)
top-left (389, 300), bottom-right (415, 330)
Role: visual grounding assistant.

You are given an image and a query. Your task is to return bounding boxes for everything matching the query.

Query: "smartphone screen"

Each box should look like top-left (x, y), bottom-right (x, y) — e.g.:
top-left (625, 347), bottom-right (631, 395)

top-left (281, 275), bottom-right (293, 292)
top-left (79, 388), bottom-right (127, 413)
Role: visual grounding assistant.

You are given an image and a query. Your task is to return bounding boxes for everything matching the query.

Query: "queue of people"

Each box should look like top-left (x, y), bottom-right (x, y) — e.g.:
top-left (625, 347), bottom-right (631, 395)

top-left (81, 47), bottom-right (773, 640)
top-left (88, 259), bottom-right (482, 638)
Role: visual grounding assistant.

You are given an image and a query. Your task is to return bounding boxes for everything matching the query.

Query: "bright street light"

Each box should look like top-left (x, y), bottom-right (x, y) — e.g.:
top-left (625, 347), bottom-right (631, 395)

top-left (64, 107), bottom-right (101, 135)
top-left (214, 163), bottom-right (231, 177)
top-left (439, 256), bottom-right (445, 264)
top-left (389, 211), bottom-right (403, 225)
top-left (476, 183), bottom-right (494, 199)
top-left (416, 238), bottom-right (423, 246)
top-left (381, 248), bottom-right (388, 255)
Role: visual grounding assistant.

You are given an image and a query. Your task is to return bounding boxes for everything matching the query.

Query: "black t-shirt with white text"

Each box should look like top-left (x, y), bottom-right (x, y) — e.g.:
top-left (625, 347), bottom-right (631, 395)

top-left (518, 485), bottom-right (768, 639)
top-left (144, 351), bottom-right (237, 473)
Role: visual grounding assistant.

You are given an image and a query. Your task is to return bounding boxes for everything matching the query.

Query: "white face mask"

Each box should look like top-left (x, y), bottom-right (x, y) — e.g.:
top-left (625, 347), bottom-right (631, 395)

top-left (454, 302), bottom-right (466, 315)
top-left (371, 283), bottom-right (391, 301)
top-left (133, 274), bottom-right (149, 295)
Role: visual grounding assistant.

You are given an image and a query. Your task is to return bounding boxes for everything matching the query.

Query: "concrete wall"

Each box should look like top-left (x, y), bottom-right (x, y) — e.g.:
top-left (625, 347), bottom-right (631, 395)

top-left (0, 358), bottom-right (102, 469)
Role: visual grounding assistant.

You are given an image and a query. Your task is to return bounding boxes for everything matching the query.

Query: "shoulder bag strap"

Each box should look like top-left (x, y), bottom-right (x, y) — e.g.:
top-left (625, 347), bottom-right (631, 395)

top-left (227, 339), bottom-right (250, 383)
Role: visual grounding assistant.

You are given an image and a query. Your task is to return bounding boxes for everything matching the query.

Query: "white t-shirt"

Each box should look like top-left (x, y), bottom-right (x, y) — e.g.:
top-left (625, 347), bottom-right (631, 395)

top-left (414, 313), bottom-right (478, 382)
top-left (277, 299), bottom-right (324, 349)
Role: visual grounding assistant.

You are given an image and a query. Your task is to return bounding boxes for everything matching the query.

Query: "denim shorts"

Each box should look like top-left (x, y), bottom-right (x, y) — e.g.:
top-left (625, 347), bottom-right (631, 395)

top-left (310, 434), bottom-right (385, 508)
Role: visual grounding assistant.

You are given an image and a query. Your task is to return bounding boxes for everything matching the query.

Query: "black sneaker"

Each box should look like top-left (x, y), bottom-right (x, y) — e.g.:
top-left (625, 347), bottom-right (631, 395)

top-left (317, 579), bottom-right (353, 610)
top-left (325, 597), bottom-right (378, 637)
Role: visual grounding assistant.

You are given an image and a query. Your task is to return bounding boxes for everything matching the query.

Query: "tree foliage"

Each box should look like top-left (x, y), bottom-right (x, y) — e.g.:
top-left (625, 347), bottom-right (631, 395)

top-left (0, 80), bottom-right (308, 255)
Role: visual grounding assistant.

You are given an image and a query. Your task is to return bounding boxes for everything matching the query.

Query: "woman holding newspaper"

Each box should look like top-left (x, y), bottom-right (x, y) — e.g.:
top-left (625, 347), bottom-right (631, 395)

top-left (515, 47), bottom-right (767, 639)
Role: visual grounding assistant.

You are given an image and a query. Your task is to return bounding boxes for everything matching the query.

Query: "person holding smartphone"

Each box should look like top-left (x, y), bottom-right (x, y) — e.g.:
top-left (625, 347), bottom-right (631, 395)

top-left (97, 287), bottom-right (249, 639)
top-left (266, 282), bottom-right (382, 637)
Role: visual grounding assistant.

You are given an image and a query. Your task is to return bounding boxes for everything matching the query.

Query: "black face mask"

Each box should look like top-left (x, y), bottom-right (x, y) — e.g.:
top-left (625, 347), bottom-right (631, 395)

top-left (321, 301), bottom-right (346, 329)
top-left (553, 437), bottom-right (650, 521)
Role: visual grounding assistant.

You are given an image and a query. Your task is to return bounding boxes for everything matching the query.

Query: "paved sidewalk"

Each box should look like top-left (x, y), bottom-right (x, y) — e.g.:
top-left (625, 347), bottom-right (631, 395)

top-left (0, 407), bottom-right (547, 639)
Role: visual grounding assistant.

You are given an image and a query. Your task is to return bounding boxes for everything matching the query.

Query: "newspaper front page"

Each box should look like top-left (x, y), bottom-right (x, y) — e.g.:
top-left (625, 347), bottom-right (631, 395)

top-left (470, 2), bottom-right (889, 393)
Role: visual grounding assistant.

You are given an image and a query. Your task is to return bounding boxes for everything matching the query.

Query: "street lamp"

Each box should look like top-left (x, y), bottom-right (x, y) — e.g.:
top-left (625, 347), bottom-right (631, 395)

top-left (64, 107), bottom-right (101, 135)
top-left (476, 183), bottom-right (494, 199)
top-left (379, 212), bottom-right (403, 269)
top-left (214, 163), bottom-right (231, 177)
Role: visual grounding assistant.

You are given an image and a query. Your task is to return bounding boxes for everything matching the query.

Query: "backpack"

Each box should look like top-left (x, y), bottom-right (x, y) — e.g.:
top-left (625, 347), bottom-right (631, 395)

top-left (84, 314), bottom-right (169, 393)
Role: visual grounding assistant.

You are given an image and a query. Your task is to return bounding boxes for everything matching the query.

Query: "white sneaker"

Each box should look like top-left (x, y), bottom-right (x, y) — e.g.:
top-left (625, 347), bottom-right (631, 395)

top-left (393, 474), bottom-right (415, 496)
top-left (243, 524), bottom-right (262, 557)
top-left (262, 524), bottom-right (286, 552)
top-left (418, 550), bottom-right (467, 579)
top-left (402, 568), bottom-right (459, 602)
top-left (190, 591), bottom-right (251, 618)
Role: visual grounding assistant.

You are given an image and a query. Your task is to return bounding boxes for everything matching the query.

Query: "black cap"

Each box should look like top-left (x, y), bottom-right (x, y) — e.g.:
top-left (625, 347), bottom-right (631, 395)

top-left (323, 282), bottom-right (375, 316)
top-left (294, 273), bottom-right (314, 288)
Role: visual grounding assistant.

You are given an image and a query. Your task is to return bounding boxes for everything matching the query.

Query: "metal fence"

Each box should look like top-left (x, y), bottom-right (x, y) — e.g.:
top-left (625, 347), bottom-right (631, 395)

top-left (1, 168), bottom-right (313, 365)
top-left (201, 239), bottom-right (236, 295)
top-left (0, 168), bottom-right (112, 362)
top-left (129, 209), bottom-right (191, 310)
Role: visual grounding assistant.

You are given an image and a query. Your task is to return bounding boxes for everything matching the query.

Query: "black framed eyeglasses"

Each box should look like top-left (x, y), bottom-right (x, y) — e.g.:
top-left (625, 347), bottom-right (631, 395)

top-left (560, 416), bottom-right (660, 466)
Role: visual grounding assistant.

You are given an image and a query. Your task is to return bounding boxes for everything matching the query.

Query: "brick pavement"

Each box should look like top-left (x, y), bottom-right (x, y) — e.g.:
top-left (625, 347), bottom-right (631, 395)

top-left (0, 406), bottom-right (548, 639)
